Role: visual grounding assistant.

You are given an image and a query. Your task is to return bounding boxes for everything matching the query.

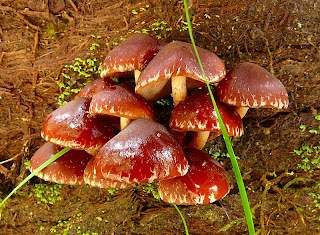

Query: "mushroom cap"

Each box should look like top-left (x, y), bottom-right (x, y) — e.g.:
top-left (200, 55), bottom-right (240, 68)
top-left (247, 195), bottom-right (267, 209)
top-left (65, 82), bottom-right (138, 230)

top-left (41, 97), bottom-right (115, 153)
top-left (29, 142), bottom-right (93, 185)
top-left (92, 118), bottom-right (189, 184)
top-left (136, 41), bottom-right (226, 101)
top-left (158, 148), bottom-right (230, 205)
top-left (216, 62), bottom-right (289, 109)
top-left (170, 88), bottom-right (243, 137)
top-left (83, 157), bottom-right (134, 189)
top-left (89, 83), bottom-right (155, 121)
top-left (100, 33), bottom-right (165, 78)
top-left (77, 77), bottom-right (115, 99)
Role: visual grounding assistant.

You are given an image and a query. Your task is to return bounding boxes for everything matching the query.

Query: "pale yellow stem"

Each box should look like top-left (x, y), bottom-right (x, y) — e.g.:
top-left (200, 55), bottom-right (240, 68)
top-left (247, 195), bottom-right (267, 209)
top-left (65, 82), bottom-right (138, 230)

top-left (236, 107), bottom-right (249, 118)
top-left (120, 117), bottom-right (131, 130)
top-left (134, 70), bottom-right (141, 84)
top-left (188, 131), bottom-right (210, 150)
top-left (171, 76), bottom-right (187, 106)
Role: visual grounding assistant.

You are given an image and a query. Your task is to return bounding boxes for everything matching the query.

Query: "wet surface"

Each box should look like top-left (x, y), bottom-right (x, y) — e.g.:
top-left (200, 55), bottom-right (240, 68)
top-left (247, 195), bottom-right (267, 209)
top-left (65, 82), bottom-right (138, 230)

top-left (0, 0), bottom-right (319, 234)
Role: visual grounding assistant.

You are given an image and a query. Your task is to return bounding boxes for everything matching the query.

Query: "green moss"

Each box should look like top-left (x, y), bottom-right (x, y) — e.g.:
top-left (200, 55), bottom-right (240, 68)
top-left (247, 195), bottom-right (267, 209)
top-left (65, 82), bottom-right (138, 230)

top-left (30, 184), bottom-right (63, 205)
top-left (142, 183), bottom-right (160, 200)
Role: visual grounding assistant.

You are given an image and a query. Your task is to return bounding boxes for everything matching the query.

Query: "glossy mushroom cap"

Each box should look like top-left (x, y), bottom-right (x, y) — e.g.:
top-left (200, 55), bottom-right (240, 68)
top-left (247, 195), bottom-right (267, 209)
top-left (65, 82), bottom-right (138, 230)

top-left (90, 83), bottom-right (155, 120)
top-left (77, 77), bottom-right (115, 99)
top-left (158, 148), bottom-right (230, 205)
top-left (89, 83), bottom-right (155, 129)
top-left (29, 142), bottom-right (93, 185)
top-left (170, 88), bottom-right (243, 137)
top-left (41, 97), bottom-right (115, 154)
top-left (136, 41), bottom-right (226, 102)
top-left (100, 33), bottom-right (165, 78)
top-left (83, 157), bottom-right (133, 189)
top-left (92, 118), bottom-right (189, 184)
top-left (216, 62), bottom-right (289, 109)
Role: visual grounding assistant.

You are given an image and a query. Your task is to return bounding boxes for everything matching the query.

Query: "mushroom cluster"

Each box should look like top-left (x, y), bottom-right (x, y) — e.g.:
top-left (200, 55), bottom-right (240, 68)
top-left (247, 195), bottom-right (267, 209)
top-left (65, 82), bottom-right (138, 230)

top-left (30, 33), bottom-right (289, 205)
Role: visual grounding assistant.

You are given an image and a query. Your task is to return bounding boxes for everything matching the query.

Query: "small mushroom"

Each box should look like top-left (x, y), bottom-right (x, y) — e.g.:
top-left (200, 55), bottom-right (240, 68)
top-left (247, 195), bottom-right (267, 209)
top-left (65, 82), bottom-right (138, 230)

top-left (29, 142), bottom-right (93, 185)
top-left (216, 62), bottom-right (289, 118)
top-left (158, 148), bottom-right (230, 205)
top-left (89, 83), bottom-right (155, 130)
top-left (100, 33), bottom-right (165, 82)
top-left (77, 77), bottom-right (115, 99)
top-left (92, 118), bottom-right (189, 184)
top-left (170, 88), bottom-right (243, 149)
top-left (83, 157), bottom-right (133, 189)
top-left (136, 41), bottom-right (226, 105)
top-left (41, 97), bottom-right (115, 155)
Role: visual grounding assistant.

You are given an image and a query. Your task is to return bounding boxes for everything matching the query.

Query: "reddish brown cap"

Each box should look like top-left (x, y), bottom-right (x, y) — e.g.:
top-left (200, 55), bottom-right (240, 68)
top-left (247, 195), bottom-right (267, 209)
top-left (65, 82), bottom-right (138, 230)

top-left (83, 157), bottom-right (133, 189)
top-left (170, 88), bottom-right (243, 137)
top-left (216, 62), bottom-right (289, 109)
top-left (100, 33), bottom-right (165, 78)
top-left (89, 83), bottom-right (155, 121)
top-left (92, 118), bottom-right (189, 184)
top-left (77, 77), bottom-right (115, 99)
top-left (158, 148), bottom-right (230, 205)
top-left (29, 142), bottom-right (93, 185)
top-left (41, 97), bottom-right (115, 154)
top-left (136, 41), bottom-right (226, 101)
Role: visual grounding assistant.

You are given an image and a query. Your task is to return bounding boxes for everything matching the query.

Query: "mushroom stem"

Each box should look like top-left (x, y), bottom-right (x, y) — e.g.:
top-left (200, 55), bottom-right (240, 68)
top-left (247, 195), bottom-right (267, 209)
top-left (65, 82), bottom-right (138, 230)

top-left (236, 107), bottom-right (249, 118)
top-left (188, 131), bottom-right (210, 150)
top-left (172, 76), bottom-right (187, 106)
top-left (120, 117), bottom-right (131, 130)
top-left (134, 70), bottom-right (141, 84)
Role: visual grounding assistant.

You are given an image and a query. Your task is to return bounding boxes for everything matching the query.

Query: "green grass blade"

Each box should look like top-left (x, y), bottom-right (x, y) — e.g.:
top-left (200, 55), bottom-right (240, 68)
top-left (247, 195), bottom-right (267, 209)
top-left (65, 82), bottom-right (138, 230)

top-left (173, 204), bottom-right (189, 235)
top-left (0, 148), bottom-right (70, 209)
top-left (182, 1), bottom-right (255, 234)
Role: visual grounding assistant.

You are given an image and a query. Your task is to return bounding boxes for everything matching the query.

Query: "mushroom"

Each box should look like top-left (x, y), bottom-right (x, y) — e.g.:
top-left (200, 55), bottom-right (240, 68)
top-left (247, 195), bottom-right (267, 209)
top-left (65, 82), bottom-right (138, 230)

top-left (158, 148), bottom-right (230, 205)
top-left (29, 142), bottom-right (93, 185)
top-left (135, 41), bottom-right (226, 105)
top-left (83, 157), bottom-right (133, 189)
top-left (77, 77), bottom-right (115, 99)
top-left (89, 83), bottom-right (155, 130)
top-left (216, 62), bottom-right (289, 118)
top-left (77, 77), bottom-right (120, 129)
top-left (170, 88), bottom-right (243, 149)
top-left (100, 33), bottom-right (165, 82)
top-left (92, 118), bottom-right (189, 184)
top-left (41, 97), bottom-right (115, 155)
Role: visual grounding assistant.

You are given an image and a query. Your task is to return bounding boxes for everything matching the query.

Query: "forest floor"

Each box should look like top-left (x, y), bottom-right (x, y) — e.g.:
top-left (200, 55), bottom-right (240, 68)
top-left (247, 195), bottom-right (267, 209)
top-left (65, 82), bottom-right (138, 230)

top-left (0, 0), bottom-right (319, 234)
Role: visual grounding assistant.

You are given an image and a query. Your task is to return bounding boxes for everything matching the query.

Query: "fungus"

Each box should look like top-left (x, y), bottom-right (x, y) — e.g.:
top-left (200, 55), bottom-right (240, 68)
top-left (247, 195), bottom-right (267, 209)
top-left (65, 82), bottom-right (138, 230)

top-left (216, 62), bottom-right (289, 118)
top-left (77, 77), bottom-right (115, 99)
top-left (158, 148), bottom-right (230, 205)
top-left (92, 118), bottom-right (189, 184)
top-left (136, 41), bottom-right (226, 105)
top-left (100, 33), bottom-right (165, 82)
top-left (41, 97), bottom-right (115, 155)
top-left (89, 83), bottom-right (155, 129)
top-left (170, 88), bottom-right (243, 149)
top-left (83, 157), bottom-right (133, 189)
top-left (29, 142), bottom-right (93, 185)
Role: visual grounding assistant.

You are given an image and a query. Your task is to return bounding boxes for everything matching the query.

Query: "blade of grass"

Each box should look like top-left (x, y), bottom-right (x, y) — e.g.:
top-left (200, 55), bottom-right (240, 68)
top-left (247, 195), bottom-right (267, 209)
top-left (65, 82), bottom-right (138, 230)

top-left (182, 1), bottom-right (255, 234)
top-left (173, 204), bottom-right (189, 235)
top-left (0, 148), bottom-right (70, 209)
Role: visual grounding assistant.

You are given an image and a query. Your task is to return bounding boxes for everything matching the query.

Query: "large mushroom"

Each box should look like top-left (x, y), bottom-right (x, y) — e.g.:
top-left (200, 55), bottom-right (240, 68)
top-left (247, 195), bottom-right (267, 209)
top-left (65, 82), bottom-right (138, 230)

top-left (216, 62), bottom-right (289, 118)
top-left (83, 157), bottom-right (133, 189)
top-left (158, 148), bottom-right (230, 205)
top-left (135, 41), bottom-right (226, 105)
top-left (170, 88), bottom-right (243, 149)
top-left (41, 97), bottom-right (115, 155)
top-left (100, 33), bottom-right (165, 82)
top-left (29, 142), bottom-right (93, 185)
top-left (89, 83), bottom-right (155, 130)
top-left (91, 118), bottom-right (189, 184)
